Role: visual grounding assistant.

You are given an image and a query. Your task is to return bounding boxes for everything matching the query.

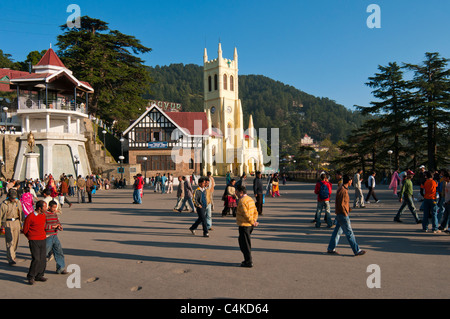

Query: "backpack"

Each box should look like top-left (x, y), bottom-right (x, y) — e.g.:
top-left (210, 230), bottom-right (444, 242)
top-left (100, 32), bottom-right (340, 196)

top-left (318, 181), bottom-right (330, 200)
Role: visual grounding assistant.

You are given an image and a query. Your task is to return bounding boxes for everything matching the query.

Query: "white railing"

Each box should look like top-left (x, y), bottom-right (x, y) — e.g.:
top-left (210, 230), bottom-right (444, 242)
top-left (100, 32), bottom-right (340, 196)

top-left (18, 96), bottom-right (87, 114)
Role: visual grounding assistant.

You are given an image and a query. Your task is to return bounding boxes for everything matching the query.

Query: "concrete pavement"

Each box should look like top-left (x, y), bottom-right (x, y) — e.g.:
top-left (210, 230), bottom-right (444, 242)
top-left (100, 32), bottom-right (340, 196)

top-left (0, 178), bottom-right (448, 300)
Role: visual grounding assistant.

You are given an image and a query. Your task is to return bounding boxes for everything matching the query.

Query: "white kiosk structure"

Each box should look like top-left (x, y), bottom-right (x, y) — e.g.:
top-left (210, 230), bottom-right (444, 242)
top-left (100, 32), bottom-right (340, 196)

top-left (10, 48), bottom-right (93, 180)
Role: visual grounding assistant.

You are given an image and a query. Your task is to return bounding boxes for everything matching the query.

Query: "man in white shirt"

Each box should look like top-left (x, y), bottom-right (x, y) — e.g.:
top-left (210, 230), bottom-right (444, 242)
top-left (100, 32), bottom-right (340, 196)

top-left (353, 169), bottom-right (365, 208)
top-left (365, 171), bottom-right (379, 204)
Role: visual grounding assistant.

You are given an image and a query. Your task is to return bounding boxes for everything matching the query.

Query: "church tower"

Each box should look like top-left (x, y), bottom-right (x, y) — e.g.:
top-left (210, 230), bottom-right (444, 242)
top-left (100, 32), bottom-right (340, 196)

top-left (203, 43), bottom-right (263, 176)
top-left (203, 43), bottom-right (240, 135)
top-left (204, 43), bottom-right (243, 175)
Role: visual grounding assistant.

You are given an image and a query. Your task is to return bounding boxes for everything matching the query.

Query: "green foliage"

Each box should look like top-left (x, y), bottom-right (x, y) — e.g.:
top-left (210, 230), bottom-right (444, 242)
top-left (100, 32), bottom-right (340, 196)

top-left (56, 16), bottom-right (152, 131)
top-left (339, 52), bottom-right (450, 174)
top-left (145, 64), bottom-right (367, 153)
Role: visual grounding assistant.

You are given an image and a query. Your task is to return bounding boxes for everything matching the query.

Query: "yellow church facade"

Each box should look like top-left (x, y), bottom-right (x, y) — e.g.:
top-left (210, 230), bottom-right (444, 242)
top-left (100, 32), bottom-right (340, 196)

top-left (202, 44), bottom-right (264, 176)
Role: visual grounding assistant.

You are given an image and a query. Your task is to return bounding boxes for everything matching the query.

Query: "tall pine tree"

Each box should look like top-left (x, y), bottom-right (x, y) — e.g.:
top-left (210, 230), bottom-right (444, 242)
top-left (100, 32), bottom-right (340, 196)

top-left (404, 52), bottom-right (450, 171)
top-left (359, 62), bottom-right (409, 171)
top-left (56, 16), bottom-right (152, 131)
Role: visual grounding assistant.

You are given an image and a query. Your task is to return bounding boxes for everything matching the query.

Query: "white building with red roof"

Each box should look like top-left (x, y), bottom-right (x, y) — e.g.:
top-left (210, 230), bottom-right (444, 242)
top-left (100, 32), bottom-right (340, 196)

top-left (0, 48), bottom-right (94, 179)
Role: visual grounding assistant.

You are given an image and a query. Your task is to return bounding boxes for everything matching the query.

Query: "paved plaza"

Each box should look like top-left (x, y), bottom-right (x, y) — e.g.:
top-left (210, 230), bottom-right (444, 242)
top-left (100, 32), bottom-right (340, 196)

top-left (0, 178), bottom-right (448, 300)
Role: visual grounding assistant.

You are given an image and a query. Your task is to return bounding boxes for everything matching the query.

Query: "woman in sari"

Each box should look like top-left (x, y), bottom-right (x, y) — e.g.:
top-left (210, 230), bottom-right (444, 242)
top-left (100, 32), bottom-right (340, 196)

top-left (46, 174), bottom-right (59, 198)
top-left (20, 187), bottom-right (34, 218)
top-left (222, 179), bottom-right (238, 217)
top-left (272, 177), bottom-right (280, 197)
top-left (389, 170), bottom-right (400, 196)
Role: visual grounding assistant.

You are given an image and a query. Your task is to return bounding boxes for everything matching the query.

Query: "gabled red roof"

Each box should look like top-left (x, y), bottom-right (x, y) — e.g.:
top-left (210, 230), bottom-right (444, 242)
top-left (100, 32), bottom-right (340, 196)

top-left (0, 68), bottom-right (30, 92)
top-left (36, 48), bottom-right (66, 68)
top-left (166, 111), bottom-right (208, 136)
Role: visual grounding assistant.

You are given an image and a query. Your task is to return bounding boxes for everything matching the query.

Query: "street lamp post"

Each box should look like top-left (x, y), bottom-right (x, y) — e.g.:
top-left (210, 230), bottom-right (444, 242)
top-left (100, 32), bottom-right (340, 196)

top-left (388, 150), bottom-right (393, 176)
top-left (119, 137), bottom-right (125, 157)
top-left (142, 157), bottom-right (147, 186)
top-left (119, 155), bottom-right (125, 184)
top-left (102, 130), bottom-right (107, 152)
top-left (74, 155), bottom-right (80, 177)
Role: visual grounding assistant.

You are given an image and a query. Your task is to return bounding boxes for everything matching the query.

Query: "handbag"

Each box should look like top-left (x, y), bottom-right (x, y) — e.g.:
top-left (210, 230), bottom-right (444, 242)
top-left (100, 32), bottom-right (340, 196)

top-left (262, 194), bottom-right (265, 204)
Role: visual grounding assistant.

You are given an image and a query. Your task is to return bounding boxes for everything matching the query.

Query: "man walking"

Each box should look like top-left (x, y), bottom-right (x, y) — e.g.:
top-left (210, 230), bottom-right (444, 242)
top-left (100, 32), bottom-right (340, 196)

top-left (327, 175), bottom-right (366, 256)
top-left (394, 171), bottom-right (421, 224)
top-left (85, 176), bottom-right (95, 203)
top-left (132, 175), bottom-right (143, 204)
top-left (365, 171), bottom-right (379, 204)
top-left (207, 172), bottom-right (215, 211)
top-left (174, 176), bottom-right (185, 211)
top-left (235, 185), bottom-right (259, 268)
top-left (353, 169), bottom-right (365, 208)
top-left (23, 200), bottom-right (48, 285)
top-left (177, 176), bottom-right (195, 213)
top-left (205, 177), bottom-right (213, 231)
top-left (253, 171), bottom-right (264, 216)
top-left (314, 173), bottom-right (333, 228)
top-left (0, 189), bottom-right (23, 266)
top-left (421, 171), bottom-right (439, 233)
top-left (77, 175), bottom-right (86, 203)
top-left (189, 177), bottom-right (209, 237)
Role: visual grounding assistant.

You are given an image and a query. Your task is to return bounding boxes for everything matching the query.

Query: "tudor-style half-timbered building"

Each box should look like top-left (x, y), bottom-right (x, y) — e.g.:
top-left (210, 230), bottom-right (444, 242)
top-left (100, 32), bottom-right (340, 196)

top-left (122, 104), bottom-right (208, 177)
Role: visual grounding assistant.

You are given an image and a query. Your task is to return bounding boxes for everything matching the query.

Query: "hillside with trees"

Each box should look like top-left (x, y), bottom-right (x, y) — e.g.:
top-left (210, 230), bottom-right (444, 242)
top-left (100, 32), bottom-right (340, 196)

top-left (145, 63), bottom-right (367, 154)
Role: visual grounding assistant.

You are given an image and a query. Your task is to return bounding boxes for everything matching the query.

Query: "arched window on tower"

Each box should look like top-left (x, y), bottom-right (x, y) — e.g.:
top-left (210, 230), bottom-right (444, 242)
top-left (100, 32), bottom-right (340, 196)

top-left (208, 76), bottom-right (212, 92)
top-left (214, 74), bottom-right (218, 90)
top-left (223, 74), bottom-right (227, 90)
top-left (230, 75), bottom-right (234, 91)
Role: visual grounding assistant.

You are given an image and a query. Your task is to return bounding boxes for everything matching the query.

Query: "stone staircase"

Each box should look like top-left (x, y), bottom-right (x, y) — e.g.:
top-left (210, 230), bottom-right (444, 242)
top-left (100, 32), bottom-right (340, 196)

top-left (83, 119), bottom-right (119, 176)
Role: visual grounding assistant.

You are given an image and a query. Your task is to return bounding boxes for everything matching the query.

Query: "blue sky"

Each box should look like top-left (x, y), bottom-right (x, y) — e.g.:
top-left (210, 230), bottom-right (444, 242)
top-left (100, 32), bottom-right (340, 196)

top-left (1, 0), bottom-right (449, 111)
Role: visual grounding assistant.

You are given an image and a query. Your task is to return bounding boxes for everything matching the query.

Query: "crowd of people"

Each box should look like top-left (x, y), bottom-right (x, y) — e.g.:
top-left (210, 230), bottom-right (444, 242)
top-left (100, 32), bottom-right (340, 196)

top-left (0, 172), bottom-right (112, 284)
top-left (312, 167), bottom-right (449, 256)
top-left (1, 164), bottom-right (448, 281)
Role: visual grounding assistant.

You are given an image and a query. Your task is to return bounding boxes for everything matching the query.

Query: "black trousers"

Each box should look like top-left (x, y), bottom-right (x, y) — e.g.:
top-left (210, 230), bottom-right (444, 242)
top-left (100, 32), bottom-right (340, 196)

top-left (28, 239), bottom-right (46, 280)
top-left (238, 226), bottom-right (254, 263)
top-left (255, 194), bottom-right (263, 215)
top-left (365, 187), bottom-right (378, 202)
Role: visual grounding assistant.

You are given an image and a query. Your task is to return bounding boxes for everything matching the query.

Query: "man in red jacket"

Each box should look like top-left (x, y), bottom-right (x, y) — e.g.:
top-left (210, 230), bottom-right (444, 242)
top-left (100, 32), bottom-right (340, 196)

top-left (314, 173), bottom-right (333, 228)
top-left (23, 200), bottom-right (48, 285)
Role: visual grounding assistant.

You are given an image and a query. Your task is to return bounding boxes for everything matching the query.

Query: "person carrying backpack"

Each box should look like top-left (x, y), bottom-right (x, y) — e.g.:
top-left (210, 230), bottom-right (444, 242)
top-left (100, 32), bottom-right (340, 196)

top-left (313, 173), bottom-right (333, 228)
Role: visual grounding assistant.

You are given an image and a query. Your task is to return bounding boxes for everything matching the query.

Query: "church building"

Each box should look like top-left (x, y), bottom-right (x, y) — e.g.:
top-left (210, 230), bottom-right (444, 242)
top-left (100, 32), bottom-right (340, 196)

top-left (203, 44), bottom-right (264, 176)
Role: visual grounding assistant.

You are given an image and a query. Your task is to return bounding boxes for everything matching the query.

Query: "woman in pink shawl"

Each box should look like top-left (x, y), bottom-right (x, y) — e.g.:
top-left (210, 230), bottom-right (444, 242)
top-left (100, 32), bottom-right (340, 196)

top-left (45, 174), bottom-right (59, 198)
top-left (20, 187), bottom-right (34, 218)
top-left (389, 170), bottom-right (400, 196)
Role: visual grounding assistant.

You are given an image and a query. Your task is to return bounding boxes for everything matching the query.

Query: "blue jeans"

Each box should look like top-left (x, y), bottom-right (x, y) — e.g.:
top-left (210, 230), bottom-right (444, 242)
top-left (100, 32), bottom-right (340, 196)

top-left (133, 189), bottom-right (142, 204)
top-left (179, 197), bottom-right (195, 212)
top-left (315, 201), bottom-right (332, 228)
top-left (440, 203), bottom-right (450, 229)
top-left (190, 207), bottom-right (208, 235)
top-left (422, 199), bottom-right (438, 231)
top-left (327, 214), bottom-right (361, 255)
top-left (206, 203), bottom-right (212, 229)
top-left (46, 235), bottom-right (65, 272)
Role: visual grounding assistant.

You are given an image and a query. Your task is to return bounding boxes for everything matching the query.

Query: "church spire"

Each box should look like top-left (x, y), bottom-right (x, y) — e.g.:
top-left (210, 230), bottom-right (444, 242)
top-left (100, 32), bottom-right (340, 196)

top-left (204, 48), bottom-right (208, 64)
top-left (218, 42), bottom-right (222, 59)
